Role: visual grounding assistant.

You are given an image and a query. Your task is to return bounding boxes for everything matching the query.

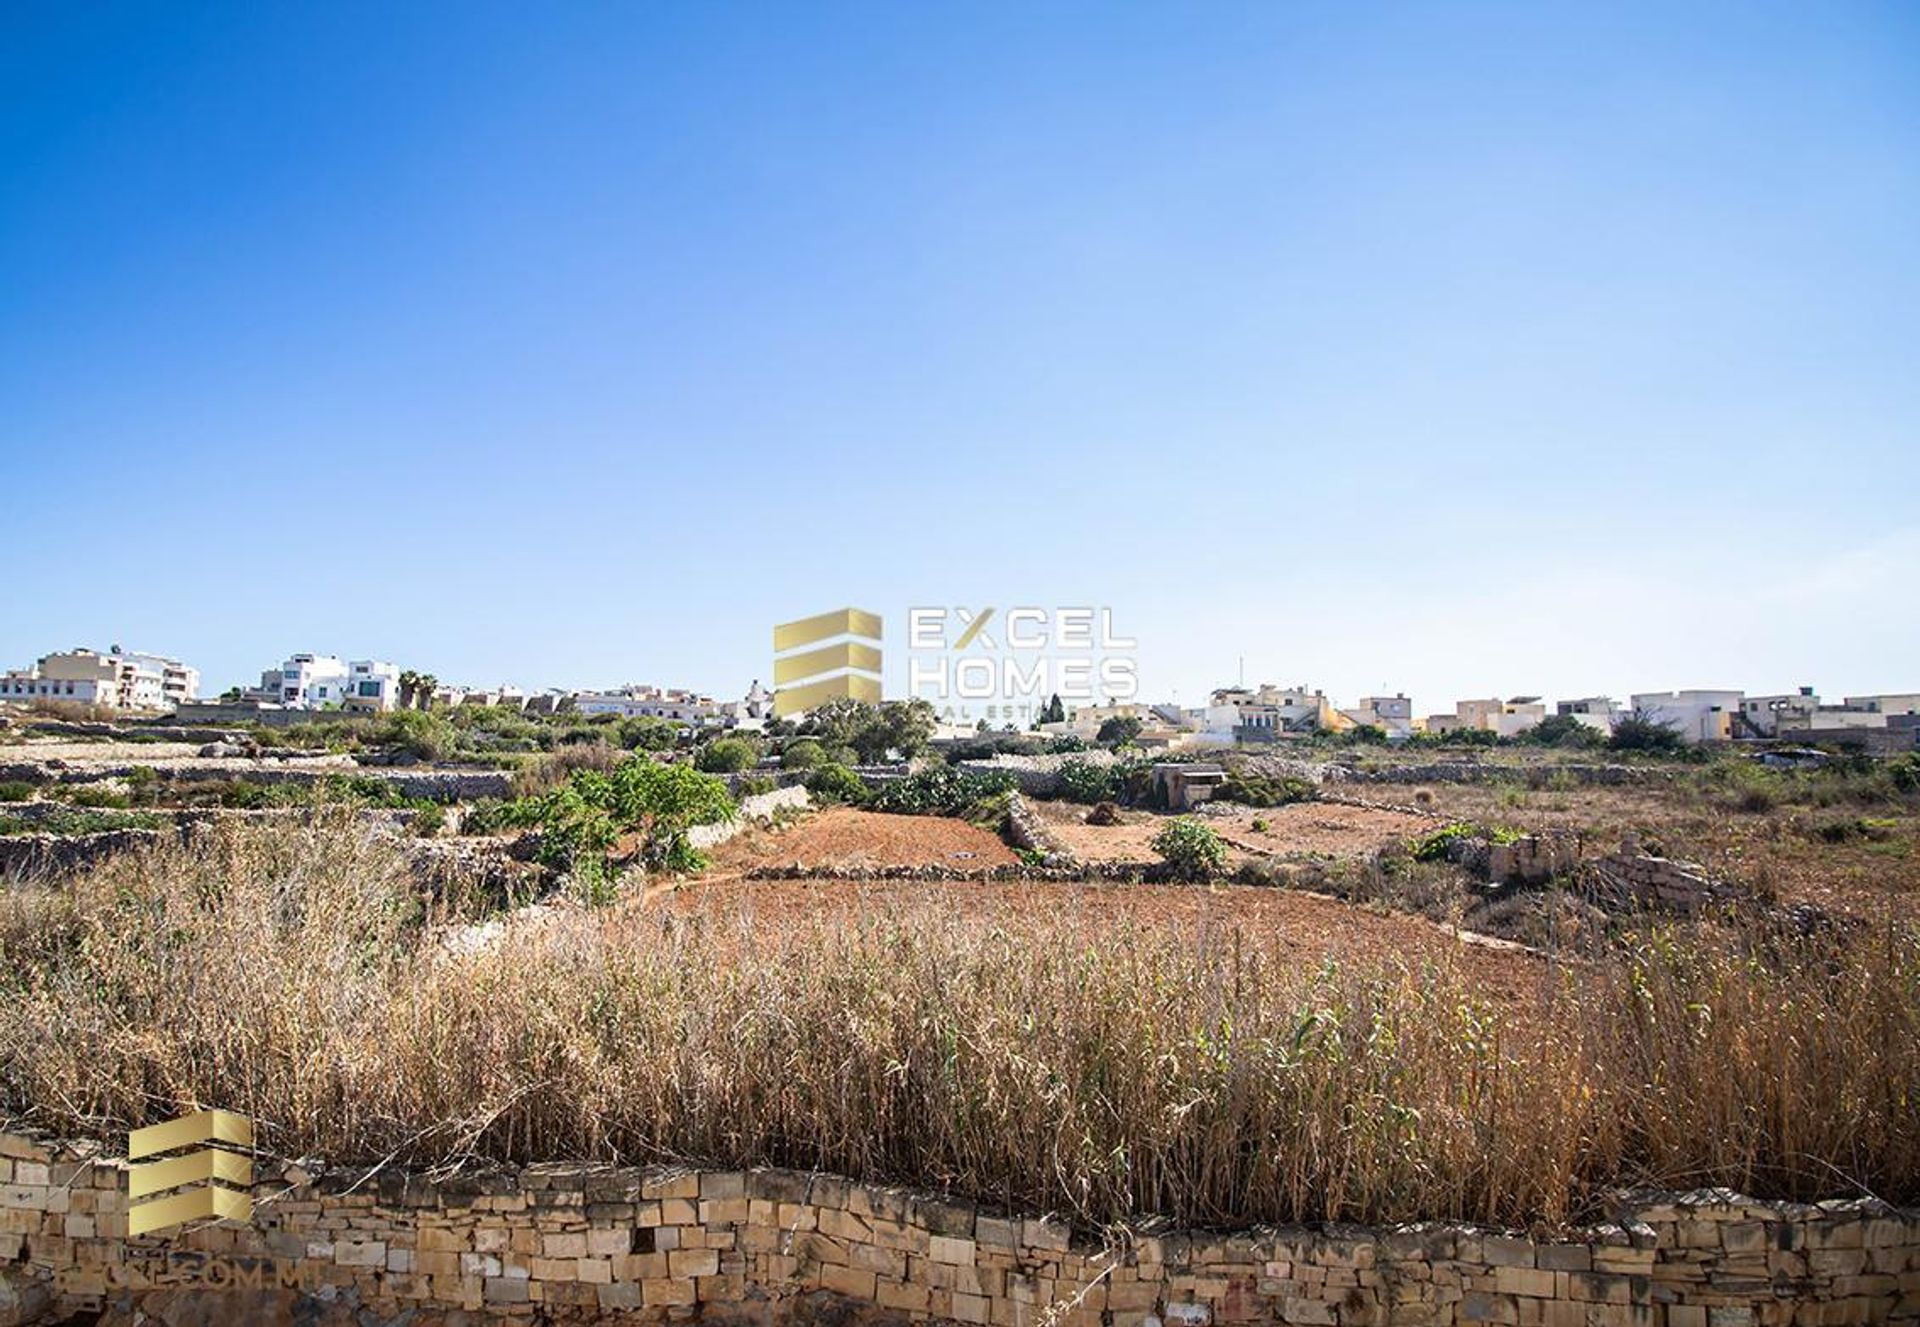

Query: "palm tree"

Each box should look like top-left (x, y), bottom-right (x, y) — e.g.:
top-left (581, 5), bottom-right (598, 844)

top-left (397, 670), bottom-right (421, 711)
top-left (415, 674), bottom-right (439, 711)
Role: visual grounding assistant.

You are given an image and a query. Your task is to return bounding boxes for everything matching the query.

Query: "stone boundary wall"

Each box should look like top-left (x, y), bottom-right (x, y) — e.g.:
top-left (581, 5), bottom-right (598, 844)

top-left (687, 786), bottom-right (813, 850)
top-left (957, 752), bottom-right (1120, 798)
top-left (0, 760), bottom-right (513, 801)
top-left (1004, 792), bottom-right (1073, 865)
top-left (0, 1132), bottom-right (1915, 1326)
top-left (1334, 763), bottom-right (1664, 788)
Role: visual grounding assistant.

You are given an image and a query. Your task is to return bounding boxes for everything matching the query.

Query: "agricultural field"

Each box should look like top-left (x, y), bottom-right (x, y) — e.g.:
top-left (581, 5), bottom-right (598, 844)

top-left (0, 708), bottom-right (1917, 1237)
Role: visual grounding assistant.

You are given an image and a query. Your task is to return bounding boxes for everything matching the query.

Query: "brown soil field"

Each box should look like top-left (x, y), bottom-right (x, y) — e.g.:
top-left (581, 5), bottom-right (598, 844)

top-left (663, 873), bottom-right (1548, 1010)
top-left (1031, 797), bottom-right (1431, 864)
top-left (1398, 781), bottom-right (1920, 918)
top-left (709, 806), bottom-right (1021, 871)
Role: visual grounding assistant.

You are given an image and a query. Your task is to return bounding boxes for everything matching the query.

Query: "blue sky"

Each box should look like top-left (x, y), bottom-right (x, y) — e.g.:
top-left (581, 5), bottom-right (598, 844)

top-left (5, 2), bottom-right (1917, 710)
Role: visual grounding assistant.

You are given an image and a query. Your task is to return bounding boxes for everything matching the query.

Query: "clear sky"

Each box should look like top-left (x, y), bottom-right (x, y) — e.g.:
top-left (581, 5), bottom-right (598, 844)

top-left (5, 2), bottom-right (1917, 711)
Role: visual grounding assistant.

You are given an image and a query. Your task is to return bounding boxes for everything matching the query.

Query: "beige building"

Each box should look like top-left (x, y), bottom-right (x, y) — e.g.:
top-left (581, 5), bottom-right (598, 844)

top-left (1426, 697), bottom-right (1547, 738)
top-left (0, 646), bottom-right (199, 712)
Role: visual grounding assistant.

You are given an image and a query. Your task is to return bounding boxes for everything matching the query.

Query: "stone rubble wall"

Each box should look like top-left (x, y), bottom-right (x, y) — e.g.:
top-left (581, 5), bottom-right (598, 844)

top-left (687, 786), bottom-right (813, 850)
top-left (957, 752), bottom-right (1120, 797)
top-left (1485, 834), bottom-right (1582, 887)
top-left (1586, 851), bottom-right (1723, 915)
top-left (1003, 792), bottom-right (1074, 865)
top-left (2, 1132), bottom-right (1915, 1327)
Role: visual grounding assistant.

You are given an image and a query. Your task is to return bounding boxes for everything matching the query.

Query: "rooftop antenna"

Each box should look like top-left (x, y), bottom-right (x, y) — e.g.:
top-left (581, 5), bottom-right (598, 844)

top-left (1238, 656), bottom-right (1245, 687)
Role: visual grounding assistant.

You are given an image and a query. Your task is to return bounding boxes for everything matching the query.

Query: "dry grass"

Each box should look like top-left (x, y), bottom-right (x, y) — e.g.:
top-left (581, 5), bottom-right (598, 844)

top-left (1, 816), bottom-right (1915, 1231)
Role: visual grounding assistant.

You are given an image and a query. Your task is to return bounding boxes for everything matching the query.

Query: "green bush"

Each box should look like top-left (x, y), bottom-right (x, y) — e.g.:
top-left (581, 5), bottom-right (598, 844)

top-left (736, 774), bottom-right (779, 799)
top-left (0, 782), bottom-right (33, 803)
top-left (1409, 821), bottom-right (1521, 861)
top-left (1095, 716), bottom-right (1143, 748)
top-left (1213, 771), bottom-right (1316, 808)
top-left (869, 765), bottom-right (1015, 816)
top-left (780, 739), bottom-right (827, 770)
top-left (804, 763), bottom-right (869, 806)
top-left (1056, 758), bottom-right (1119, 804)
top-left (497, 758), bottom-right (736, 894)
top-left (1521, 714), bottom-right (1606, 749)
top-left (1151, 818), bottom-right (1227, 879)
top-left (696, 737), bottom-right (761, 774)
top-left (1610, 717), bottom-right (1687, 754)
top-left (65, 786), bottom-right (131, 810)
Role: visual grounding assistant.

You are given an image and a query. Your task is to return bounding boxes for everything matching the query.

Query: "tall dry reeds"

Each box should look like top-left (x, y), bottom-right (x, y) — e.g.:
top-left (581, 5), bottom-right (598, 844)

top-left (0, 816), bottom-right (1913, 1230)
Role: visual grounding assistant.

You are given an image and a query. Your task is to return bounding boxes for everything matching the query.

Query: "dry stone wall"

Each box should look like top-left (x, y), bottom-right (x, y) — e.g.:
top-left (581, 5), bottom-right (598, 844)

top-left (1, 1131), bottom-right (1915, 1327)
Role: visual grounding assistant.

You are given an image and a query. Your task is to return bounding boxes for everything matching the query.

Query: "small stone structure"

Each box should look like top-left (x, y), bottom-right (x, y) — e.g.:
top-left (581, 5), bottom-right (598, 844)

top-left (1485, 834), bottom-right (1581, 886)
top-left (1587, 849), bottom-right (1724, 916)
top-left (1149, 764), bottom-right (1227, 812)
top-left (1, 1131), bottom-right (1915, 1326)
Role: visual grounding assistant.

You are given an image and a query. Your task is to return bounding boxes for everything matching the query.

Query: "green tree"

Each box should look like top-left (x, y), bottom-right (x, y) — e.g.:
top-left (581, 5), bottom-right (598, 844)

top-left (780, 738), bottom-right (827, 770)
top-left (696, 737), bottom-right (761, 773)
top-left (1042, 693), bottom-right (1067, 725)
top-left (804, 762), bottom-right (869, 805)
top-left (1095, 715), bottom-right (1144, 749)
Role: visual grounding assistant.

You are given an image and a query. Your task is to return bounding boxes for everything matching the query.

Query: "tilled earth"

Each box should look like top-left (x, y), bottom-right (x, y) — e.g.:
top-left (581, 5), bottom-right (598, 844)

top-left (1030, 797), bottom-right (1432, 864)
top-left (709, 806), bottom-right (1022, 871)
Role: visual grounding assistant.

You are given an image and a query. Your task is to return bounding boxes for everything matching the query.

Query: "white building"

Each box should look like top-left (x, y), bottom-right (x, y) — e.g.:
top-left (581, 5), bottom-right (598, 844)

top-left (1339, 694), bottom-right (1416, 740)
top-left (342, 660), bottom-right (403, 713)
top-left (1843, 693), bottom-right (1920, 717)
top-left (260, 654), bottom-right (352, 709)
top-left (1631, 690), bottom-right (1744, 743)
top-left (1555, 696), bottom-right (1621, 735)
top-left (574, 685), bottom-right (719, 724)
top-left (1738, 689), bottom-right (1822, 738)
top-left (0, 645), bottom-right (198, 712)
top-left (1200, 684), bottom-right (1331, 743)
top-left (256, 654), bottom-right (403, 712)
top-left (1426, 697), bottom-right (1546, 738)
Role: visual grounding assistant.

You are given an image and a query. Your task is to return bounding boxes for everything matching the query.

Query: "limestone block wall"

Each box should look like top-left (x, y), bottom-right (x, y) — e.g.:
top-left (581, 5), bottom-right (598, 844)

top-left (1, 1132), bottom-right (1916, 1326)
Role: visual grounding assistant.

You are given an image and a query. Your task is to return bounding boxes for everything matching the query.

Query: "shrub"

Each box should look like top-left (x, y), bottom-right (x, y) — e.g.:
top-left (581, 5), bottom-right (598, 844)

top-left (735, 774), bottom-right (779, 799)
top-left (1085, 801), bottom-right (1123, 826)
top-left (1056, 758), bottom-right (1118, 805)
top-left (869, 765), bottom-right (1015, 816)
top-left (64, 786), bottom-right (131, 810)
top-left (779, 739), bottom-right (827, 771)
top-left (1151, 818), bottom-right (1227, 879)
top-left (498, 758), bottom-right (735, 891)
top-left (1213, 770), bottom-right (1316, 808)
top-left (513, 743), bottom-right (624, 798)
top-left (695, 737), bottom-right (760, 774)
top-left (804, 763), bottom-right (869, 806)
top-left (1250, 817), bottom-right (1270, 833)
top-left (1410, 822), bottom-right (1479, 862)
top-left (1521, 714), bottom-right (1606, 749)
top-left (1095, 716), bottom-right (1143, 748)
top-left (1610, 717), bottom-right (1687, 754)
top-left (0, 782), bottom-right (33, 803)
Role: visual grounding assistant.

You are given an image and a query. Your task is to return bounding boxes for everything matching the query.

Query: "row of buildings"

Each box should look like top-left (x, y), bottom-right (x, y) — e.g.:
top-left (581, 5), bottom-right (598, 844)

top-left (1032, 682), bottom-right (1920, 750)
top-left (5, 643), bottom-right (1914, 752)
top-left (0, 644), bottom-right (778, 729)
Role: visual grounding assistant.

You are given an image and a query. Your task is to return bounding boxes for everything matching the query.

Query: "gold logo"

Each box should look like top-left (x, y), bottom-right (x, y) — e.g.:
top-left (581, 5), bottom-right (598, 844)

top-left (128, 1109), bottom-right (254, 1236)
top-left (773, 608), bottom-right (883, 717)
